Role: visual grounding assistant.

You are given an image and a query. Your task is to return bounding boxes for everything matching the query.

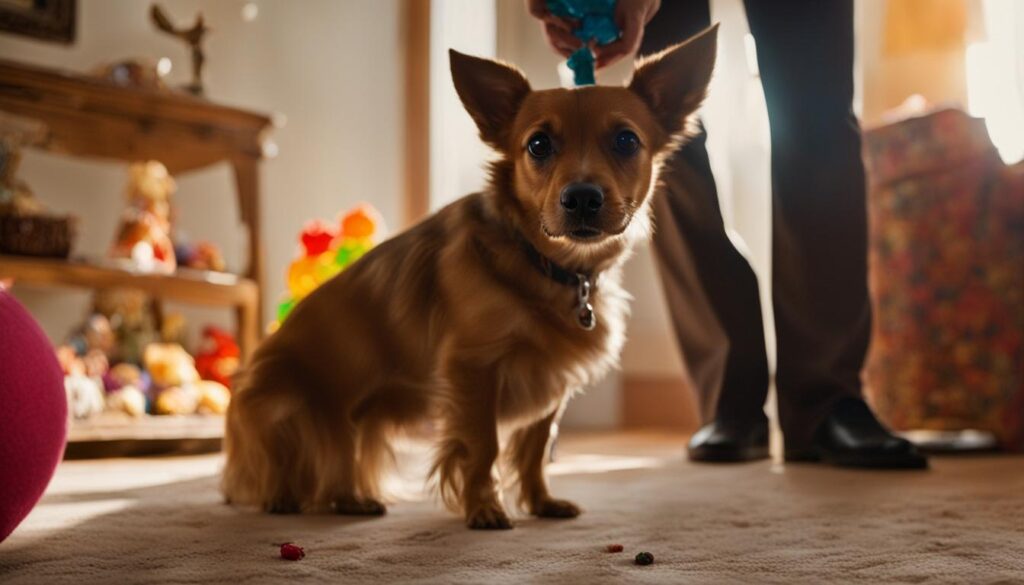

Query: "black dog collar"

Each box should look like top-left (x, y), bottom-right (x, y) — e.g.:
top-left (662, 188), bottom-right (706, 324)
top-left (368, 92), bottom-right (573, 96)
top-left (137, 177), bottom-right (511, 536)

top-left (520, 239), bottom-right (597, 331)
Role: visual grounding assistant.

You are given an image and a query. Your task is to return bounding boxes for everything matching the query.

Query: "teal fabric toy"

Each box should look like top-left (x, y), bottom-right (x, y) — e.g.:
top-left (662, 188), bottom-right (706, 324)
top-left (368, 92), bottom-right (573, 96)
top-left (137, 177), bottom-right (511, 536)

top-left (546, 0), bottom-right (620, 86)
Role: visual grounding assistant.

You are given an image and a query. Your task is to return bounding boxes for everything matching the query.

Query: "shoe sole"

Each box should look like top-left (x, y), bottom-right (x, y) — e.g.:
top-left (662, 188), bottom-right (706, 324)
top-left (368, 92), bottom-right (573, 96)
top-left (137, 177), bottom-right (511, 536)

top-left (688, 445), bottom-right (770, 463)
top-left (784, 449), bottom-right (929, 470)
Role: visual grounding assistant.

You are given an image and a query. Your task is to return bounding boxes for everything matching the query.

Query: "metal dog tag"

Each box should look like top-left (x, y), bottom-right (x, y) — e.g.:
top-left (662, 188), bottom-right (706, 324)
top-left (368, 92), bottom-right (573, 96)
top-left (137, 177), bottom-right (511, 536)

top-left (575, 274), bottom-right (596, 331)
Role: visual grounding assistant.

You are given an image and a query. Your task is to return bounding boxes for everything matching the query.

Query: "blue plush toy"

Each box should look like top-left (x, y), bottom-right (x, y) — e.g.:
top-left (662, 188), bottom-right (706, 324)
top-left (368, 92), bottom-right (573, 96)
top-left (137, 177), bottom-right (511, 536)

top-left (546, 0), bottom-right (621, 86)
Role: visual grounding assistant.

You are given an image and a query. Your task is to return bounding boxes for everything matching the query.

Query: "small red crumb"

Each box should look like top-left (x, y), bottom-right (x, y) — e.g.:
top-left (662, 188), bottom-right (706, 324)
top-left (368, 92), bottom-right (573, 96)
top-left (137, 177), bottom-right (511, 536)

top-left (280, 543), bottom-right (305, 561)
top-left (606, 544), bottom-right (624, 553)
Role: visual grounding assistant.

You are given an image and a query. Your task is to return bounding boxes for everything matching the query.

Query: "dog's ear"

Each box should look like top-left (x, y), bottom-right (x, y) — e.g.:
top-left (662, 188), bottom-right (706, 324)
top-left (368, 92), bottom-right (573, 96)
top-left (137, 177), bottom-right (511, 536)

top-left (629, 24), bottom-right (718, 140)
top-left (450, 49), bottom-right (531, 150)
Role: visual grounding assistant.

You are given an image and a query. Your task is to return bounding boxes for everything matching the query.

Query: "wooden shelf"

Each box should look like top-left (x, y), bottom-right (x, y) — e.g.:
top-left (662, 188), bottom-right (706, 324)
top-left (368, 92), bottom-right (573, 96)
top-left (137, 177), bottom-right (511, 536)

top-left (64, 413), bottom-right (224, 458)
top-left (1, 58), bottom-right (275, 455)
top-left (0, 255), bottom-right (257, 307)
top-left (68, 412), bottom-right (225, 442)
top-left (0, 58), bottom-right (275, 174)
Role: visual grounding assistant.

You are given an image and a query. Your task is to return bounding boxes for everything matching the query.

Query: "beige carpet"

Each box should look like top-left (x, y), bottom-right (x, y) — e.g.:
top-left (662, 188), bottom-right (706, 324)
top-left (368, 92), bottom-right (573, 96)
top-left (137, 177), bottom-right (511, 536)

top-left (1, 432), bottom-right (1022, 584)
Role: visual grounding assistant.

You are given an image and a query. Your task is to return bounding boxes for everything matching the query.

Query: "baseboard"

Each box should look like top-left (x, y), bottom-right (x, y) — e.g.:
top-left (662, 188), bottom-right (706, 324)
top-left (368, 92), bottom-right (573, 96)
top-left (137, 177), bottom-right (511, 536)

top-left (620, 374), bottom-right (701, 433)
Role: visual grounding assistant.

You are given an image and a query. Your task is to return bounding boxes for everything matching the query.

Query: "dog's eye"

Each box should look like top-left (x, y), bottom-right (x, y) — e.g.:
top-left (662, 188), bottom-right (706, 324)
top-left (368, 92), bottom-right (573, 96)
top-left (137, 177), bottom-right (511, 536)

top-left (613, 130), bottom-right (640, 155)
top-left (527, 132), bottom-right (553, 160)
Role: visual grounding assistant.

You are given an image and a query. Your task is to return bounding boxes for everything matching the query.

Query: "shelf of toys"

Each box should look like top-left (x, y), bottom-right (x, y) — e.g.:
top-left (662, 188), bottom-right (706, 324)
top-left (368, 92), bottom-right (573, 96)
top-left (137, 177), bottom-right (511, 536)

top-left (0, 58), bottom-right (274, 455)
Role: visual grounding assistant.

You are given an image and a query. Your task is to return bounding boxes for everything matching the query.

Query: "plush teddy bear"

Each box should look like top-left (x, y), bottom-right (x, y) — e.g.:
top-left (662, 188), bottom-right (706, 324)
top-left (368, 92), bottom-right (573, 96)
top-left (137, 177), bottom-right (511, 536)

top-left (143, 342), bottom-right (199, 388)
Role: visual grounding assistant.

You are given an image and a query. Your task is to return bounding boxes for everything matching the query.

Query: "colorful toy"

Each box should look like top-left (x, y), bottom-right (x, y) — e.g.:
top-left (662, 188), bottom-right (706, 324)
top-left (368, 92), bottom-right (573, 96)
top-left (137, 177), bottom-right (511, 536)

top-left (286, 219), bottom-right (338, 300)
top-left (546, 0), bottom-right (620, 86)
top-left (144, 342), bottom-right (200, 388)
top-left (196, 380), bottom-right (231, 414)
top-left (154, 385), bottom-right (200, 415)
top-left (65, 313), bottom-right (115, 357)
top-left (103, 362), bottom-right (144, 392)
top-left (175, 239), bottom-right (226, 272)
top-left (106, 385), bottom-right (147, 417)
top-left (64, 374), bottom-right (105, 419)
top-left (273, 203), bottom-right (384, 329)
top-left (195, 326), bottom-right (240, 388)
top-left (110, 161), bottom-right (177, 273)
top-left (80, 349), bottom-right (109, 379)
top-left (93, 288), bottom-right (159, 365)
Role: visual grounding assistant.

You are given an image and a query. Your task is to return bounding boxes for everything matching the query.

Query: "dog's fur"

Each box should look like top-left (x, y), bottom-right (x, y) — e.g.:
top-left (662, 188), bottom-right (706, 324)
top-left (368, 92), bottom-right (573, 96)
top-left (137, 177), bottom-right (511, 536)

top-left (222, 26), bottom-right (717, 529)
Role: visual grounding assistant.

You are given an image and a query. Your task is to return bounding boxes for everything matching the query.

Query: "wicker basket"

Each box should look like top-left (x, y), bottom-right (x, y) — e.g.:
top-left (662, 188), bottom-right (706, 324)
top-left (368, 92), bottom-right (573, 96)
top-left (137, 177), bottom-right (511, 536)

top-left (0, 213), bottom-right (75, 258)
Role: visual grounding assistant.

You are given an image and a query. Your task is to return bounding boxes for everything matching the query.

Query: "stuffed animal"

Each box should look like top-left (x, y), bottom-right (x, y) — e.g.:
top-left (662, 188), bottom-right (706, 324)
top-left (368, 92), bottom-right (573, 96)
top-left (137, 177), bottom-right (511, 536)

top-left (106, 385), bottom-right (147, 417)
top-left (103, 362), bottom-right (144, 392)
top-left (175, 240), bottom-right (226, 272)
top-left (144, 342), bottom-right (200, 388)
top-left (110, 161), bottom-right (177, 273)
top-left (196, 380), bottom-right (231, 414)
top-left (154, 385), bottom-right (200, 415)
top-left (93, 288), bottom-right (158, 365)
top-left (66, 313), bottom-right (115, 357)
top-left (64, 374), bottom-right (105, 419)
top-left (194, 326), bottom-right (240, 388)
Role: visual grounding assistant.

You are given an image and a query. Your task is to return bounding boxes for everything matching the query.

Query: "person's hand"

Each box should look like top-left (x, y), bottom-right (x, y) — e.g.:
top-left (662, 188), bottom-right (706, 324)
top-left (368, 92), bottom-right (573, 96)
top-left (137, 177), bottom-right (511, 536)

top-left (526, 0), bottom-right (582, 58)
top-left (593, 0), bottom-right (660, 69)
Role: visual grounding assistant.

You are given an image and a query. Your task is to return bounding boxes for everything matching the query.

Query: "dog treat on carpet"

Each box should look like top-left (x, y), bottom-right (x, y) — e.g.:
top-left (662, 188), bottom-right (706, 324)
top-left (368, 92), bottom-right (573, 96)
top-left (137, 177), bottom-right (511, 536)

top-left (634, 552), bottom-right (654, 566)
top-left (605, 544), bottom-right (623, 553)
top-left (279, 543), bottom-right (305, 561)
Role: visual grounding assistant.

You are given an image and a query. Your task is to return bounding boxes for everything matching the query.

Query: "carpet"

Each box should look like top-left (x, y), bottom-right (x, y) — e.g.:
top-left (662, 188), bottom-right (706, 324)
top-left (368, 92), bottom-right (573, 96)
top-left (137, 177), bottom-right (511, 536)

top-left (1, 432), bottom-right (1022, 584)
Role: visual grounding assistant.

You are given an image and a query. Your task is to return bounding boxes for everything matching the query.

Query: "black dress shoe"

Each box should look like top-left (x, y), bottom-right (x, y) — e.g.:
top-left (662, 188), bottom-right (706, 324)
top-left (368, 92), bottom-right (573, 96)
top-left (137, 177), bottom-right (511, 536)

top-left (785, 397), bottom-right (928, 469)
top-left (688, 416), bottom-right (769, 463)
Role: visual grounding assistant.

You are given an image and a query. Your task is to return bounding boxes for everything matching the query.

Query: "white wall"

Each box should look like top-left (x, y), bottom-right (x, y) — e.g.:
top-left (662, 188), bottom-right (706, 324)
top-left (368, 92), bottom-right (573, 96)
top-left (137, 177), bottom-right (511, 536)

top-left (429, 0), bottom-right (496, 210)
top-left (1, 0), bottom-right (404, 345)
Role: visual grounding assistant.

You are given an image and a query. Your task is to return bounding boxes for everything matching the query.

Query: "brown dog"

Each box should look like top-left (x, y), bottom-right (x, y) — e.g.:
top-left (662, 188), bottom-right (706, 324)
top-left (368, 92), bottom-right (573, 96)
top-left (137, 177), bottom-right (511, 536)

top-left (222, 26), bottom-right (717, 529)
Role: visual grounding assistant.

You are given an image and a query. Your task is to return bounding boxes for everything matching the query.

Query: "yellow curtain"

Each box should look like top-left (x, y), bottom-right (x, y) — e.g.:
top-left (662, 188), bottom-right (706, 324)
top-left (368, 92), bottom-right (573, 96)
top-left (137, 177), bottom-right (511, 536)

top-left (884, 0), bottom-right (968, 55)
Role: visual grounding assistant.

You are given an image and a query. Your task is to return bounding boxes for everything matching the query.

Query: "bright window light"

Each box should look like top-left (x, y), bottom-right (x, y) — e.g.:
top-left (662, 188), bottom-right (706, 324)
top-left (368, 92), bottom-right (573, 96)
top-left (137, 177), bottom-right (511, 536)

top-left (966, 0), bottom-right (1024, 164)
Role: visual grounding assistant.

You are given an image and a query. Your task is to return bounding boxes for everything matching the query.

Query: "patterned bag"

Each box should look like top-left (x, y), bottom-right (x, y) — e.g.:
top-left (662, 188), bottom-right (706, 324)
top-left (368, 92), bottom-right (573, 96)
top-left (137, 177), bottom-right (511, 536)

top-left (864, 108), bottom-right (1024, 451)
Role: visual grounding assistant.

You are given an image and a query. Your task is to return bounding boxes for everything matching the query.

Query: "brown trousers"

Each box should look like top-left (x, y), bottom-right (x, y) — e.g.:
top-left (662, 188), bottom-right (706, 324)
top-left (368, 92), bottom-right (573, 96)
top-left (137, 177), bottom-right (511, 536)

top-left (643, 0), bottom-right (871, 449)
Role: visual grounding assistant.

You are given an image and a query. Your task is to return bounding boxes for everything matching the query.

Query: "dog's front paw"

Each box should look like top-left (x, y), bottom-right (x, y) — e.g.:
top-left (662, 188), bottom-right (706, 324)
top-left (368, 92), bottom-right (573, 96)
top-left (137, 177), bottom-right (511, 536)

top-left (466, 501), bottom-right (514, 530)
top-left (334, 496), bottom-right (387, 516)
top-left (533, 497), bottom-right (581, 519)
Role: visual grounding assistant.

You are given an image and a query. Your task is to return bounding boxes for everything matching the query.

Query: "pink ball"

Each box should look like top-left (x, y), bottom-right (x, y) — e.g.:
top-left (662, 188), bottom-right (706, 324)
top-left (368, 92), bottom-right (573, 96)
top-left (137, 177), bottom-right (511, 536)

top-left (0, 291), bottom-right (67, 542)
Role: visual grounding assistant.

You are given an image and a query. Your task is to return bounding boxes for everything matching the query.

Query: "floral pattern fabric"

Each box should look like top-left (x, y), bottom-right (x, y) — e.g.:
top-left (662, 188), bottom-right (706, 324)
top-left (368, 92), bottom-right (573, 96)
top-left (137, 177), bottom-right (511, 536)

top-left (864, 108), bottom-right (1024, 451)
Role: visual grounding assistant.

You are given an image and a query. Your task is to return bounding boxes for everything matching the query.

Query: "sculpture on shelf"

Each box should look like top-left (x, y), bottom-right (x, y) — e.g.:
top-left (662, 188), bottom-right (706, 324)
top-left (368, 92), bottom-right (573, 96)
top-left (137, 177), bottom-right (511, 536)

top-left (151, 4), bottom-right (210, 96)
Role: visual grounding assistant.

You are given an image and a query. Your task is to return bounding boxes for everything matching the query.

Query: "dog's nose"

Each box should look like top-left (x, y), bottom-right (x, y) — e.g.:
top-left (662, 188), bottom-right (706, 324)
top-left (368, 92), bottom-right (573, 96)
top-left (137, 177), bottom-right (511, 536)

top-left (559, 183), bottom-right (604, 218)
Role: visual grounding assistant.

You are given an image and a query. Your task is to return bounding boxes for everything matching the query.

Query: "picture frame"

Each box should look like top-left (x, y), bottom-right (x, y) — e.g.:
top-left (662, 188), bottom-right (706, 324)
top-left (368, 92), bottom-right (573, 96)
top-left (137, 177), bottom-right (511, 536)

top-left (0, 0), bottom-right (76, 44)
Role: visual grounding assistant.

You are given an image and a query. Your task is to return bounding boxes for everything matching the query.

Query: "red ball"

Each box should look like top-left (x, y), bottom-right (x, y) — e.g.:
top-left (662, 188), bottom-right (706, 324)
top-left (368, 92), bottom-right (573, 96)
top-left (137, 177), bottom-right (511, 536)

top-left (0, 291), bottom-right (67, 542)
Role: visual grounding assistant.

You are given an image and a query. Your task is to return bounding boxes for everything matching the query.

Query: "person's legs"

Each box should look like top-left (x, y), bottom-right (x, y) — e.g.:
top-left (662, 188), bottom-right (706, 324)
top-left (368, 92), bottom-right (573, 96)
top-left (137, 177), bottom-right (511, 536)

top-left (743, 1), bottom-right (924, 468)
top-left (741, 0), bottom-right (867, 450)
top-left (642, 5), bottom-right (771, 450)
